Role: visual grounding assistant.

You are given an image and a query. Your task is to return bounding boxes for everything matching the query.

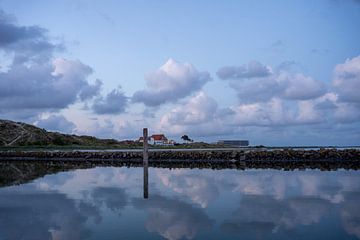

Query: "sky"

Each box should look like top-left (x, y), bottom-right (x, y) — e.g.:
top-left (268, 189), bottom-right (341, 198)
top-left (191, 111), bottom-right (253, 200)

top-left (0, 0), bottom-right (360, 146)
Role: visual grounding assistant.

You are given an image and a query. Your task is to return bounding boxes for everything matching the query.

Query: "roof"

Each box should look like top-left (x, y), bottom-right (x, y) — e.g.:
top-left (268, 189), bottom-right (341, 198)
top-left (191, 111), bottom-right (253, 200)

top-left (151, 134), bottom-right (167, 141)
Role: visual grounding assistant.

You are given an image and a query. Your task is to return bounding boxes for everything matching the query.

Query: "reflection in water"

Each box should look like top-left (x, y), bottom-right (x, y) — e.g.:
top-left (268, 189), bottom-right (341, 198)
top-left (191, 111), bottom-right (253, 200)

top-left (221, 195), bottom-right (332, 238)
top-left (144, 165), bottom-right (148, 199)
top-left (0, 166), bottom-right (359, 240)
top-left (0, 186), bottom-right (96, 240)
top-left (91, 187), bottom-right (128, 212)
top-left (132, 195), bottom-right (213, 240)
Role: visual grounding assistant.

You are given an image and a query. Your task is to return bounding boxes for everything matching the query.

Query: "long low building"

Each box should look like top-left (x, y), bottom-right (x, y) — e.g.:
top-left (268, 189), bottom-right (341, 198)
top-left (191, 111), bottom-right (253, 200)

top-left (218, 140), bottom-right (249, 147)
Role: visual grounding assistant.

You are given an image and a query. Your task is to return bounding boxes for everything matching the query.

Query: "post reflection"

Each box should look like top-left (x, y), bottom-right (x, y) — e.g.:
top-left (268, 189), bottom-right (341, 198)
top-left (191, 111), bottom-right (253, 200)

top-left (143, 128), bottom-right (149, 199)
top-left (144, 164), bottom-right (148, 199)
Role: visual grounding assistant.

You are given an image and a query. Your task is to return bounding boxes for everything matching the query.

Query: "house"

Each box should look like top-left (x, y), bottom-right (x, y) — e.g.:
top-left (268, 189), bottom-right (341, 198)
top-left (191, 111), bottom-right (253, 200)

top-left (151, 134), bottom-right (168, 145)
top-left (137, 134), bottom-right (174, 145)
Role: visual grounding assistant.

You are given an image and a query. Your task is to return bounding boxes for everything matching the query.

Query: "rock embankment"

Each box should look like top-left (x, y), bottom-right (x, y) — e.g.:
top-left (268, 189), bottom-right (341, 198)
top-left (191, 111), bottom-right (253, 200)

top-left (0, 148), bottom-right (359, 170)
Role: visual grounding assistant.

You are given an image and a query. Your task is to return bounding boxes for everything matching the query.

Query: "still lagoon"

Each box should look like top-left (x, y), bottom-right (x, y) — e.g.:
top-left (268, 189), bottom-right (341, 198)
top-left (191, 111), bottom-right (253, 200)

top-left (0, 167), bottom-right (359, 240)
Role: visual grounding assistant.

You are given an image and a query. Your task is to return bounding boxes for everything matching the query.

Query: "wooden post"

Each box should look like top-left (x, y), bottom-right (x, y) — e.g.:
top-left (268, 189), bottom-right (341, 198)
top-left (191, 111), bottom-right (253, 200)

top-left (143, 128), bottom-right (149, 199)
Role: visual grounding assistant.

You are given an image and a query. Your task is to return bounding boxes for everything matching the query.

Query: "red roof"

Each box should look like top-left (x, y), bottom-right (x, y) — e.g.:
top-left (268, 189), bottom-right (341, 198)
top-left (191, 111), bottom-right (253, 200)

top-left (151, 134), bottom-right (167, 141)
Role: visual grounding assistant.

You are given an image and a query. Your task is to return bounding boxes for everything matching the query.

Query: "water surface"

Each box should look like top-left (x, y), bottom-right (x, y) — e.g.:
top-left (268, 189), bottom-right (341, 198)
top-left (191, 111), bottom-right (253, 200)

top-left (0, 167), bottom-right (359, 240)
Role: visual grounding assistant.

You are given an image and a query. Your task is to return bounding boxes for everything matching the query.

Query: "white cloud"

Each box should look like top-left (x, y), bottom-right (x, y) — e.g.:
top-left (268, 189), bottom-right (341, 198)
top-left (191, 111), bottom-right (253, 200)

top-left (158, 92), bottom-right (233, 137)
top-left (160, 92), bottom-right (217, 125)
top-left (156, 169), bottom-right (219, 208)
top-left (296, 100), bottom-right (323, 124)
top-left (333, 55), bottom-right (360, 103)
top-left (229, 98), bottom-right (295, 126)
top-left (132, 195), bottom-right (213, 240)
top-left (279, 72), bottom-right (326, 100)
top-left (132, 58), bottom-right (211, 106)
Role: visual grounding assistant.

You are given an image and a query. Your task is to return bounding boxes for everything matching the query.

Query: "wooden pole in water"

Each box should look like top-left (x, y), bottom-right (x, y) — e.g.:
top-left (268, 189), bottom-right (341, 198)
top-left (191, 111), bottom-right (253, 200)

top-left (143, 128), bottom-right (149, 199)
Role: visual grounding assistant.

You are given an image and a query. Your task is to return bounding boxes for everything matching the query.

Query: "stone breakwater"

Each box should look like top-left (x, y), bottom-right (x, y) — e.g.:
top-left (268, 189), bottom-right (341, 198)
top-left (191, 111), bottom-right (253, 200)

top-left (0, 148), bottom-right (359, 170)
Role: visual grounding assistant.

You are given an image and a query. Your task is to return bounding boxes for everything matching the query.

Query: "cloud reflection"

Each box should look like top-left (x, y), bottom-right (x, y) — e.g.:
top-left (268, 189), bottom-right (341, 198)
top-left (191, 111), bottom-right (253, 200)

top-left (0, 186), bottom-right (98, 240)
top-left (132, 195), bottom-right (214, 240)
top-left (156, 169), bottom-right (219, 208)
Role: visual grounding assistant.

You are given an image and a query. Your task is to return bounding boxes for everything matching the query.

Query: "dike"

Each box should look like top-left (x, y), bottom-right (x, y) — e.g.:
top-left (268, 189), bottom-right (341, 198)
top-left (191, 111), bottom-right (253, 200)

top-left (0, 148), bottom-right (359, 170)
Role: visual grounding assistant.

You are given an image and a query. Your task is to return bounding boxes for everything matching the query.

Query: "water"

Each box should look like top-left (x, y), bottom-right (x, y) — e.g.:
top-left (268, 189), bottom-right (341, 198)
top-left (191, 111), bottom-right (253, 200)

top-left (0, 167), bottom-right (359, 240)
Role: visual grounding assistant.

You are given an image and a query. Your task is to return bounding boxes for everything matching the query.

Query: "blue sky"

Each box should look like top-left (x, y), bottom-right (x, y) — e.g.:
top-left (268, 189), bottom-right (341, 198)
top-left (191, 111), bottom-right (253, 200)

top-left (0, 0), bottom-right (360, 146)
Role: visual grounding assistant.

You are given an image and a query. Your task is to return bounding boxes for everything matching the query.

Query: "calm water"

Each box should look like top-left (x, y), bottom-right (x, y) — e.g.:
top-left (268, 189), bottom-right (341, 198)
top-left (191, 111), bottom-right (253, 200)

top-left (0, 167), bottom-right (359, 240)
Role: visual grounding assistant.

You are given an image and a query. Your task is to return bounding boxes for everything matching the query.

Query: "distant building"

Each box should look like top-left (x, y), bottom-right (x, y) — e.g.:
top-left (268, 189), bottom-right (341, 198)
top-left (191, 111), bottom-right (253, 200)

top-left (218, 140), bottom-right (249, 147)
top-left (137, 134), bottom-right (175, 145)
top-left (151, 134), bottom-right (168, 145)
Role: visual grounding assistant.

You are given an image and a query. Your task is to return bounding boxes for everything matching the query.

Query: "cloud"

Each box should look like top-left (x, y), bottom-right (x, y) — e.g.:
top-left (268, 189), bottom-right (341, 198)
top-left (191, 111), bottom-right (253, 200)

top-left (160, 92), bottom-right (217, 125)
top-left (228, 98), bottom-right (295, 126)
top-left (0, 9), bottom-right (103, 121)
top-left (132, 58), bottom-right (211, 106)
top-left (92, 87), bottom-right (128, 114)
top-left (0, 58), bottom-right (101, 111)
top-left (0, 9), bottom-right (62, 64)
top-left (132, 195), bottom-right (213, 240)
top-left (0, 186), bottom-right (97, 240)
top-left (341, 192), bottom-right (360, 239)
top-left (158, 92), bottom-right (233, 137)
top-left (156, 169), bottom-right (219, 208)
top-left (36, 115), bottom-right (76, 133)
top-left (333, 55), bottom-right (360, 103)
top-left (91, 187), bottom-right (128, 212)
top-left (79, 79), bottom-right (102, 101)
top-left (280, 72), bottom-right (326, 100)
top-left (334, 102), bottom-right (360, 123)
top-left (227, 76), bottom-right (284, 103)
top-left (221, 194), bottom-right (332, 237)
top-left (218, 61), bottom-right (326, 103)
top-left (217, 61), bottom-right (271, 80)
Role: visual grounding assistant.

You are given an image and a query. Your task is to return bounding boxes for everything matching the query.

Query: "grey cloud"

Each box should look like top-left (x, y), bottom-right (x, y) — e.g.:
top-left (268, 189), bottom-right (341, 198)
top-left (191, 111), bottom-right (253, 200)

top-left (0, 9), bottom-right (61, 63)
top-left (92, 87), bottom-right (128, 114)
top-left (0, 8), bottom-right (104, 120)
top-left (36, 115), bottom-right (76, 134)
top-left (217, 61), bottom-right (271, 80)
top-left (0, 186), bottom-right (97, 240)
top-left (79, 79), bottom-right (102, 101)
top-left (132, 58), bottom-right (211, 106)
top-left (229, 77), bottom-right (284, 103)
top-left (221, 194), bottom-right (332, 237)
top-left (0, 10), bottom-right (45, 46)
top-left (341, 192), bottom-right (360, 239)
top-left (132, 195), bottom-right (213, 240)
top-left (314, 99), bottom-right (337, 110)
top-left (218, 61), bottom-right (326, 103)
top-left (91, 187), bottom-right (128, 212)
top-left (0, 59), bottom-right (100, 111)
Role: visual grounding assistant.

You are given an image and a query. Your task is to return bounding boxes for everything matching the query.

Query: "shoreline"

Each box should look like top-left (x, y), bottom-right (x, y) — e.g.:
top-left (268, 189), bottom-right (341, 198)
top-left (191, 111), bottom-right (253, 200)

top-left (0, 148), bottom-right (359, 170)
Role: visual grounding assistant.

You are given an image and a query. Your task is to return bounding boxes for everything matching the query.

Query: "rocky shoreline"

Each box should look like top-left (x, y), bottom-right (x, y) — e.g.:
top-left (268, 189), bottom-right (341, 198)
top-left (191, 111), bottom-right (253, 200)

top-left (0, 148), bottom-right (359, 170)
